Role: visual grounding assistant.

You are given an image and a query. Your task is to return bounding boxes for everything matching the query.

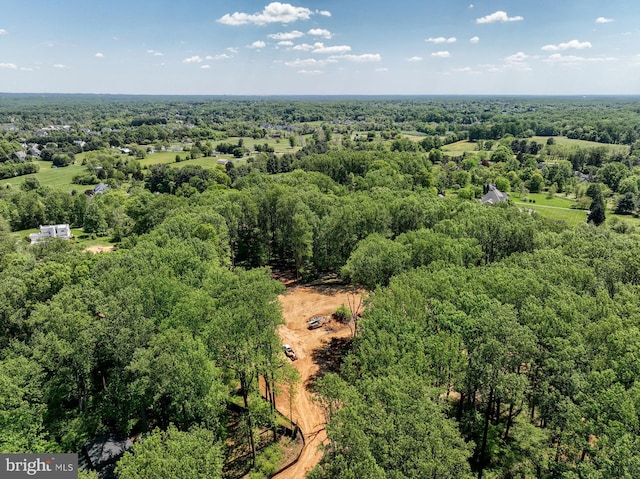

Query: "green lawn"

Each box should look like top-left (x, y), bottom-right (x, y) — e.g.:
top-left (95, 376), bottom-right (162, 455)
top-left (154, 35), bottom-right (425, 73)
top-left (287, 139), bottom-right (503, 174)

top-left (533, 136), bottom-right (630, 154)
top-left (11, 227), bottom-right (117, 250)
top-left (509, 192), bottom-right (576, 208)
top-left (442, 140), bottom-right (484, 156)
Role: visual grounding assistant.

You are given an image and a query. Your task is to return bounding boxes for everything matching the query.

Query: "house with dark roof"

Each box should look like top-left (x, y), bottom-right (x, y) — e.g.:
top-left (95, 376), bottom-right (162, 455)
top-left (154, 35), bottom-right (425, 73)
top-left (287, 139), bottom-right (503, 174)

top-left (481, 183), bottom-right (509, 205)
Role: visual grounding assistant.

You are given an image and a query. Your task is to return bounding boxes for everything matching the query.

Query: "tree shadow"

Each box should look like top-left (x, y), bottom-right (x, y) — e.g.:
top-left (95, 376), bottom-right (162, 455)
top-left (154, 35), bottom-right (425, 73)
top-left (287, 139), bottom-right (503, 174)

top-left (306, 336), bottom-right (353, 393)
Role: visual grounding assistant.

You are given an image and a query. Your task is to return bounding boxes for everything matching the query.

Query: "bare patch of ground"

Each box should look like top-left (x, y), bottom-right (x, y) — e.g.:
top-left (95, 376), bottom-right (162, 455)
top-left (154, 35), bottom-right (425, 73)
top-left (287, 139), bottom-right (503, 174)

top-left (272, 284), bottom-right (362, 479)
top-left (83, 245), bottom-right (116, 254)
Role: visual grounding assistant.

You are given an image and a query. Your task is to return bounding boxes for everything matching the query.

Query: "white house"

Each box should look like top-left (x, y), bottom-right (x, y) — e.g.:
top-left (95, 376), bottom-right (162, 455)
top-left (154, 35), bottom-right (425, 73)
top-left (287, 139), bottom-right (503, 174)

top-left (29, 224), bottom-right (73, 244)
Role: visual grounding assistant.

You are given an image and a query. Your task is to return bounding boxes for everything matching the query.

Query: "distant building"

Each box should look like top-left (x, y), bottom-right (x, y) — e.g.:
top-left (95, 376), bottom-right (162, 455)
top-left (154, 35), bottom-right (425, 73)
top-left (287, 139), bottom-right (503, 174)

top-left (481, 183), bottom-right (509, 205)
top-left (13, 151), bottom-right (27, 161)
top-left (29, 224), bottom-right (73, 244)
top-left (93, 183), bottom-right (109, 195)
top-left (217, 158), bottom-right (229, 165)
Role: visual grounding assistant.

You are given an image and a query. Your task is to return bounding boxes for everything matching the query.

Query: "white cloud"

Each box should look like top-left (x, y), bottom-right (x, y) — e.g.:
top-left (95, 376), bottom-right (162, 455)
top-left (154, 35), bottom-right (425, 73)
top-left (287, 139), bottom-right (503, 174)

top-left (278, 41), bottom-right (294, 47)
top-left (408, 56), bottom-right (423, 62)
top-left (0, 29), bottom-right (8, 35)
top-left (227, 47), bottom-right (239, 54)
top-left (470, 36), bottom-right (480, 44)
top-left (285, 58), bottom-right (332, 68)
top-left (505, 52), bottom-right (528, 63)
top-left (331, 53), bottom-right (381, 62)
top-left (541, 40), bottom-right (592, 51)
top-left (206, 54), bottom-right (233, 61)
top-left (293, 43), bottom-right (314, 51)
top-left (298, 69), bottom-right (323, 74)
top-left (426, 37), bottom-right (456, 44)
top-left (0, 63), bottom-right (17, 70)
top-left (268, 30), bottom-right (304, 40)
top-left (248, 40), bottom-right (266, 49)
top-left (469, 4), bottom-right (474, 8)
top-left (95, 53), bottom-right (104, 58)
top-left (218, 2), bottom-right (319, 26)
top-left (595, 17), bottom-right (614, 24)
top-left (183, 56), bottom-right (203, 63)
top-left (147, 49), bottom-right (164, 56)
top-left (312, 43), bottom-right (351, 54)
top-left (376, 67), bottom-right (389, 72)
top-left (201, 65), bottom-right (211, 69)
top-left (308, 28), bottom-right (333, 39)
top-left (317, 10), bottom-right (331, 17)
top-left (476, 11), bottom-right (523, 24)
top-left (544, 53), bottom-right (617, 64)
top-left (453, 67), bottom-right (474, 73)
top-left (503, 52), bottom-right (531, 71)
top-left (20, 67), bottom-right (34, 72)
top-left (432, 51), bottom-right (451, 58)
top-left (53, 64), bottom-right (67, 69)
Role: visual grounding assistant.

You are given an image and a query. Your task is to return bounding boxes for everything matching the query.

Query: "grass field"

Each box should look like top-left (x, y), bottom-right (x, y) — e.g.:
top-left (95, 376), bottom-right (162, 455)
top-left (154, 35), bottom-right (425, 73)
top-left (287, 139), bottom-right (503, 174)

top-left (442, 140), bottom-right (484, 156)
top-left (0, 160), bottom-right (87, 192)
top-left (533, 136), bottom-right (630, 154)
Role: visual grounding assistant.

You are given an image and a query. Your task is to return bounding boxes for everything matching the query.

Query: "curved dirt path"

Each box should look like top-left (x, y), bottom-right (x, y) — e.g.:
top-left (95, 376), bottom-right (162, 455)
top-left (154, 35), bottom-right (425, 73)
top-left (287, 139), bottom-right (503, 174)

top-left (273, 285), bottom-right (361, 479)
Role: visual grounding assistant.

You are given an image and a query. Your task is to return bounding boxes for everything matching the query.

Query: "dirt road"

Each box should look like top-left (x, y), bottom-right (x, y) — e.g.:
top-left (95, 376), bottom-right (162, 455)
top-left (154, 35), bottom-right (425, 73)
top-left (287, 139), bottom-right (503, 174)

top-left (272, 285), bottom-right (361, 479)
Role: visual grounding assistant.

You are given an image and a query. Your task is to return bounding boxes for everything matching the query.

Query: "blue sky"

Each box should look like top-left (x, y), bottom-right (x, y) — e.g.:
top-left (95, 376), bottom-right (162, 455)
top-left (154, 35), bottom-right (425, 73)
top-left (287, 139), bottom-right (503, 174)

top-left (0, 0), bottom-right (638, 95)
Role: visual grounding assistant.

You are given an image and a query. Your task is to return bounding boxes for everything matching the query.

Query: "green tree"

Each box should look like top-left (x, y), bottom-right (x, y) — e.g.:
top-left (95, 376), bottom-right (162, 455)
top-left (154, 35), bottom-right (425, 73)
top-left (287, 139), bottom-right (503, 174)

top-left (587, 184), bottom-right (606, 226)
top-left (341, 233), bottom-right (410, 289)
top-left (116, 425), bottom-right (224, 479)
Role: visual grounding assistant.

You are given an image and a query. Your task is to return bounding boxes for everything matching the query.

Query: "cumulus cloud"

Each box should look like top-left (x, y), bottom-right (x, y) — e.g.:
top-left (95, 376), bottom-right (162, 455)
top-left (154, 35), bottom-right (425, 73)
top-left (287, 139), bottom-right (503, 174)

top-left (0, 29), bottom-right (8, 35)
top-left (227, 47), bottom-right (239, 54)
top-left (0, 62), bottom-right (17, 70)
top-left (408, 56), bottom-right (423, 62)
top-left (331, 53), bottom-right (381, 62)
top-left (426, 37), bottom-right (456, 44)
top-left (317, 10), bottom-right (331, 17)
top-left (268, 30), bottom-right (304, 40)
top-left (595, 17), bottom-right (614, 24)
top-left (293, 43), bottom-right (314, 51)
top-left (503, 52), bottom-right (531, 71)
top-left (201, 65), bottom-right (211, 69)
top-left (505, 52), bottom-right (528, 63)
top-left (541, 40), bottom-right (592, 51)
top-left (298, 69), bottom-right (323, 74)
top-left (183, 56), bottom-right (203, 63)
top-left (470, 36), bottom-right (480, 44)
top-left (285, 58), bottom-right (333, 68)
top-left (147, 49), bottom-right (164, 56)
top-left (278, 41), bottom-right (294, 47)
top-left (218, 2), bottom-right (321, 26)
top-left (53, 64), bottom-right (67, 69)
top-left (248, 40), bottom-right (266, 49)
top-left (206, 54), bottom-right (233, 61)
top-left (308, 28), bottom-right (333, 39)
top-left (95, 53), bottom-right (104, 58)
top-left (312, 43), bottom-right (351, 54)
top-left (476, 11), bottom-right (523, 24)
top-left (432, 51), bottom-right (451, 58)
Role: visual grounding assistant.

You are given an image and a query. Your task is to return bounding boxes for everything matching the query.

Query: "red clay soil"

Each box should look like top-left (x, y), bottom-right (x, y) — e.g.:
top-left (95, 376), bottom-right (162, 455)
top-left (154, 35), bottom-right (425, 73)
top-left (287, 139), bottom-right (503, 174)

top-left (272, 284), bottom-right (362, 479)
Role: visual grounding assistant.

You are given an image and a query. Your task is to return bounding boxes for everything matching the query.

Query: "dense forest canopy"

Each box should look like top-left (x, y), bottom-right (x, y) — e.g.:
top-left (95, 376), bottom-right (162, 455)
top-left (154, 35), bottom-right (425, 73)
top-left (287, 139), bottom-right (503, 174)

top-left (2, 95), bottom-right (640, 478)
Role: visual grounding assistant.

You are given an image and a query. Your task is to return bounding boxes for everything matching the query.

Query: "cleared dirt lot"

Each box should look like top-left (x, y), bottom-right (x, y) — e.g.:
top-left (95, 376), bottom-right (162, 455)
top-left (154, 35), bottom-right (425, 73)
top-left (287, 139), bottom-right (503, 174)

top-left (273, 284), bottom-right (362, 479)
